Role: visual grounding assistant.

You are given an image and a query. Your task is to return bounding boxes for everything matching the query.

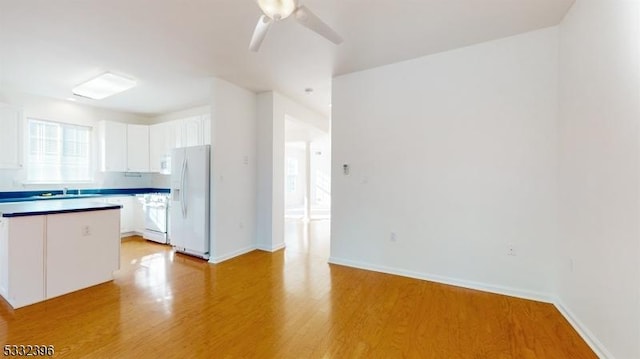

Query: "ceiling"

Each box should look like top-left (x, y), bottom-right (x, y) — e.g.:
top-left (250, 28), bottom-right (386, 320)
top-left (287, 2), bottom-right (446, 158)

top-left (0, 0), bottom-right (574, 117)
top-left (286, 117), bottom-right (329, 143)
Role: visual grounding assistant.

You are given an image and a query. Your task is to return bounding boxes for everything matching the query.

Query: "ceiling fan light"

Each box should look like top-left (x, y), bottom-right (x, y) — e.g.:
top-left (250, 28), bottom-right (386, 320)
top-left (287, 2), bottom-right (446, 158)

top-left (258, 0), bottom-right (297, 20)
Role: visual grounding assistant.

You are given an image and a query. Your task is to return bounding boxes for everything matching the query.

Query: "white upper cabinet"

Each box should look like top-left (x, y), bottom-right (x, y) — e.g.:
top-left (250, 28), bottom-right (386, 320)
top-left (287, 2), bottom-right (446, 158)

top-left (183, 116), bottom-right (203, 147)
top-left (149, 123), bottom-right (170, 174)
top-left (148, 113), bottom-right (211, 174)
top-left (126, 124), bottom-right (149, 172)
top-left (149, 122), bottom-right (168, 173)
top-left (202, 114), bottom-right (211, 145)
top-left (99, 121), bottom-right (150, 172)
top-left (99, 121), bottom-right (127, 172)
top-left (0, 104), bottom-right (23, 169)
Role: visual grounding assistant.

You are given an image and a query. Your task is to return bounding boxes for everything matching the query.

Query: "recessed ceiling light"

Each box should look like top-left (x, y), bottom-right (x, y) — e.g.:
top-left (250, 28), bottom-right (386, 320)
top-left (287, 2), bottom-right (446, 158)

top-left (72, 72), bottom-right (136, 100)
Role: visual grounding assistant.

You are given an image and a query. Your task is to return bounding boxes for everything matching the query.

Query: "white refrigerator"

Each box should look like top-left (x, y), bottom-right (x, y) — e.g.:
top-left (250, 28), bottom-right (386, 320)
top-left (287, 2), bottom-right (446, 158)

top-left (169, 145), bottom-right (210, 260)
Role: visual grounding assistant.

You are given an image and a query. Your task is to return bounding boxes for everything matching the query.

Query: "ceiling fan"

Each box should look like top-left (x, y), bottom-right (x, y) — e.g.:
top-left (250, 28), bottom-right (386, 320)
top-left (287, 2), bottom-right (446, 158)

top-left (249, 0), bottom-right (343, 52)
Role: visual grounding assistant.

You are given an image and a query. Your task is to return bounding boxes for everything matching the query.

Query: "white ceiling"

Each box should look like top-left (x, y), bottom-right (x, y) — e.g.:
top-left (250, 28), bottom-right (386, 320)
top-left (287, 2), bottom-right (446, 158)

top-left (286, 117), bottom-right (328, 143)
top-left (0, 0), bottom-right (574, 117)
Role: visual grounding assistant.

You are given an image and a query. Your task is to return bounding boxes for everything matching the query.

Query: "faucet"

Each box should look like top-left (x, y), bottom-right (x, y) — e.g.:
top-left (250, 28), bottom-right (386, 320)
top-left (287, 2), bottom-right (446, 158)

top-left (63, 187), bottom-right (68, 195)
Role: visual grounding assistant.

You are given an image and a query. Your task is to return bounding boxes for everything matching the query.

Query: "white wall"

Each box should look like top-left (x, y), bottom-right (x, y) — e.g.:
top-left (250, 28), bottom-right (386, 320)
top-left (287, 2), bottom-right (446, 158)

top-left (331, 27), bottom-right (559, 300)
top-left (0, 90), bottom-right (149, 126)
top-left (256, 91), bottom-right (329, 251)
top-left (209, 78), bottom-right (258, 263)
top-left (0, 90), bottom-right (153, 191)
top-left (256, 92), bottom-right (276, 250)
top-left (557, 1), bottom-right (640, 358)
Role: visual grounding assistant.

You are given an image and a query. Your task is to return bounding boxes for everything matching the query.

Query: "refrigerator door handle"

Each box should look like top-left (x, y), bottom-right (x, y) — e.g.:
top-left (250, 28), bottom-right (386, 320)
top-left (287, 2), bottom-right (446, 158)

top-left (183, 159), bottom-right (188, 217)
top-left (181, 157), bottom-right (187, 218)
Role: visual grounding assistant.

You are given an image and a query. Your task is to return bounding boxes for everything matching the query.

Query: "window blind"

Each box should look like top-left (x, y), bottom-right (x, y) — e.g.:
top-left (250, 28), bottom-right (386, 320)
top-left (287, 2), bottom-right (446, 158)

top-left (27, 119), bottom-right (92, 183)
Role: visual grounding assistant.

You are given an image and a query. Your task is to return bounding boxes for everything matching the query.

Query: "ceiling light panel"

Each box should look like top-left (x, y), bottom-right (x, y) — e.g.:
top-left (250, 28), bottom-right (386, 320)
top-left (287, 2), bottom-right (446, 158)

top-left (72, 72), bottom-right (137, 100)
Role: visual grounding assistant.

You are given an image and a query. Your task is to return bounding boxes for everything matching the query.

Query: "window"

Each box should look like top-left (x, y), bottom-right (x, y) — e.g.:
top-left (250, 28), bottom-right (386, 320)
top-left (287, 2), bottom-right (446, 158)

top-left (286, 157), bottom-right (298, 193)
top-left (27, 119), bottom-right (92, 183)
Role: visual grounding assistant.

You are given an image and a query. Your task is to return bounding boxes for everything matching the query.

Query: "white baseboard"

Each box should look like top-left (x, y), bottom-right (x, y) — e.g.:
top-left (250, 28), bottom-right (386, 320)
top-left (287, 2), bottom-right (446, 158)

top-left (327, 256), bottom-right (553, 303)
top-left (256, 242), bottom-right (286, 253)
top-left (553, 299), bottom-right (613, 359)
top-left (209, 245), bottom-right (256, 264)
top-left (121, 231), bottom-right (143, 238)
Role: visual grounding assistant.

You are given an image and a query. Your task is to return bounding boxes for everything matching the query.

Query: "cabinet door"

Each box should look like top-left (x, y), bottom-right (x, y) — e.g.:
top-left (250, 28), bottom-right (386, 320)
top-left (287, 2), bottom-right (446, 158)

top-left (168, 120), bottom-right (184, 149)
top-left (203, 114), bottom-right (211, 145)
top-left (132, 196), bottom-right (145, 234)
top-left (99, 121), bottom-right (127, 172)
top-left (183, 116), bottom-right (203, 147)
top-left (105, 196), bottom-right (133, 234)
top-left (0, 104), bottom-right (22, 169)
top-left (46, 210), bottom-right (120, 299)
top-left (149, 123), bottom-right (167, 173)
top-left (126, 124), bottom-right (150, 172)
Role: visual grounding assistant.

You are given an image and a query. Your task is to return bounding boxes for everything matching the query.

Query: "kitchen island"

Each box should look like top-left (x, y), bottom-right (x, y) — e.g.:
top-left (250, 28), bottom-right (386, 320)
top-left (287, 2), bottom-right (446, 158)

top-left (0, 200), bottom-right (122, 309)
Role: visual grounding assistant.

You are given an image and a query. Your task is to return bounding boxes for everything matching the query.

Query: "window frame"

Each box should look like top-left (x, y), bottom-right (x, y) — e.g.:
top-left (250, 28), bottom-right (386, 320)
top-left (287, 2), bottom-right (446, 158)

top-left (24, 117), bottom-right (94, 184)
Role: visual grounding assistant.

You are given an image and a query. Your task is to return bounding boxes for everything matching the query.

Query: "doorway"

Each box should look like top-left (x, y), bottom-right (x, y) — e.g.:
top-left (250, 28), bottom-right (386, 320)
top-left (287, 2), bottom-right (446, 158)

top-left (284, 116), bottom-right (331, 258)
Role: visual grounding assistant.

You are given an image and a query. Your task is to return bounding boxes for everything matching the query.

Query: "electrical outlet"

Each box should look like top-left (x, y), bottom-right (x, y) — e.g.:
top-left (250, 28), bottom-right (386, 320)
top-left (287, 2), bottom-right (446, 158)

top-left (81, 225), bottom-right (91, 236)
top-left (390, 232), bottom-right (397, 242)
top-left (507, 244), bottom-right (516, 256)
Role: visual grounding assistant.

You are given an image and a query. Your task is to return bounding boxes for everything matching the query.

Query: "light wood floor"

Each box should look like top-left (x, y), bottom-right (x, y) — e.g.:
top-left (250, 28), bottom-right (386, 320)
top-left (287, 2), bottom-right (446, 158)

top-left (0, 220), bottom-right (595, 358)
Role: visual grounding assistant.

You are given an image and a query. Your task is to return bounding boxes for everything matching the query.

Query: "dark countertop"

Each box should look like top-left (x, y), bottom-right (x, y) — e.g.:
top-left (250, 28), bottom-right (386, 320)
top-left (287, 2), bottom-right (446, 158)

top-left (0, 199), bottom-right (123, 218)
top-left (0, 188), bottom-right (169, 203)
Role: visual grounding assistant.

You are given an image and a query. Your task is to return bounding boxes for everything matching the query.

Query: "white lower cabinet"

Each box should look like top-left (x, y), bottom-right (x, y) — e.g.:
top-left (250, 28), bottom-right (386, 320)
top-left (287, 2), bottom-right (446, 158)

top-left (104, 196), bottom-right (133, 234)
top-left (0, 216), bottom-right (45, 308)
top-left (0, 209), bottom-right (120, 308)
top-left (103, 196), bottom-right (147, 236)
top-left (132, 196), bottom-right (145, 234)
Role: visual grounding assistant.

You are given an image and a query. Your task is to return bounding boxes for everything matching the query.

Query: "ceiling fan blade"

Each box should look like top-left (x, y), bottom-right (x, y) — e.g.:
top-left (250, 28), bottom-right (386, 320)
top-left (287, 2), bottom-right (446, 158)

top-left (294, 6), bottom-right (343, 45)
top-left (249, 15), bottom-right (273, 52)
